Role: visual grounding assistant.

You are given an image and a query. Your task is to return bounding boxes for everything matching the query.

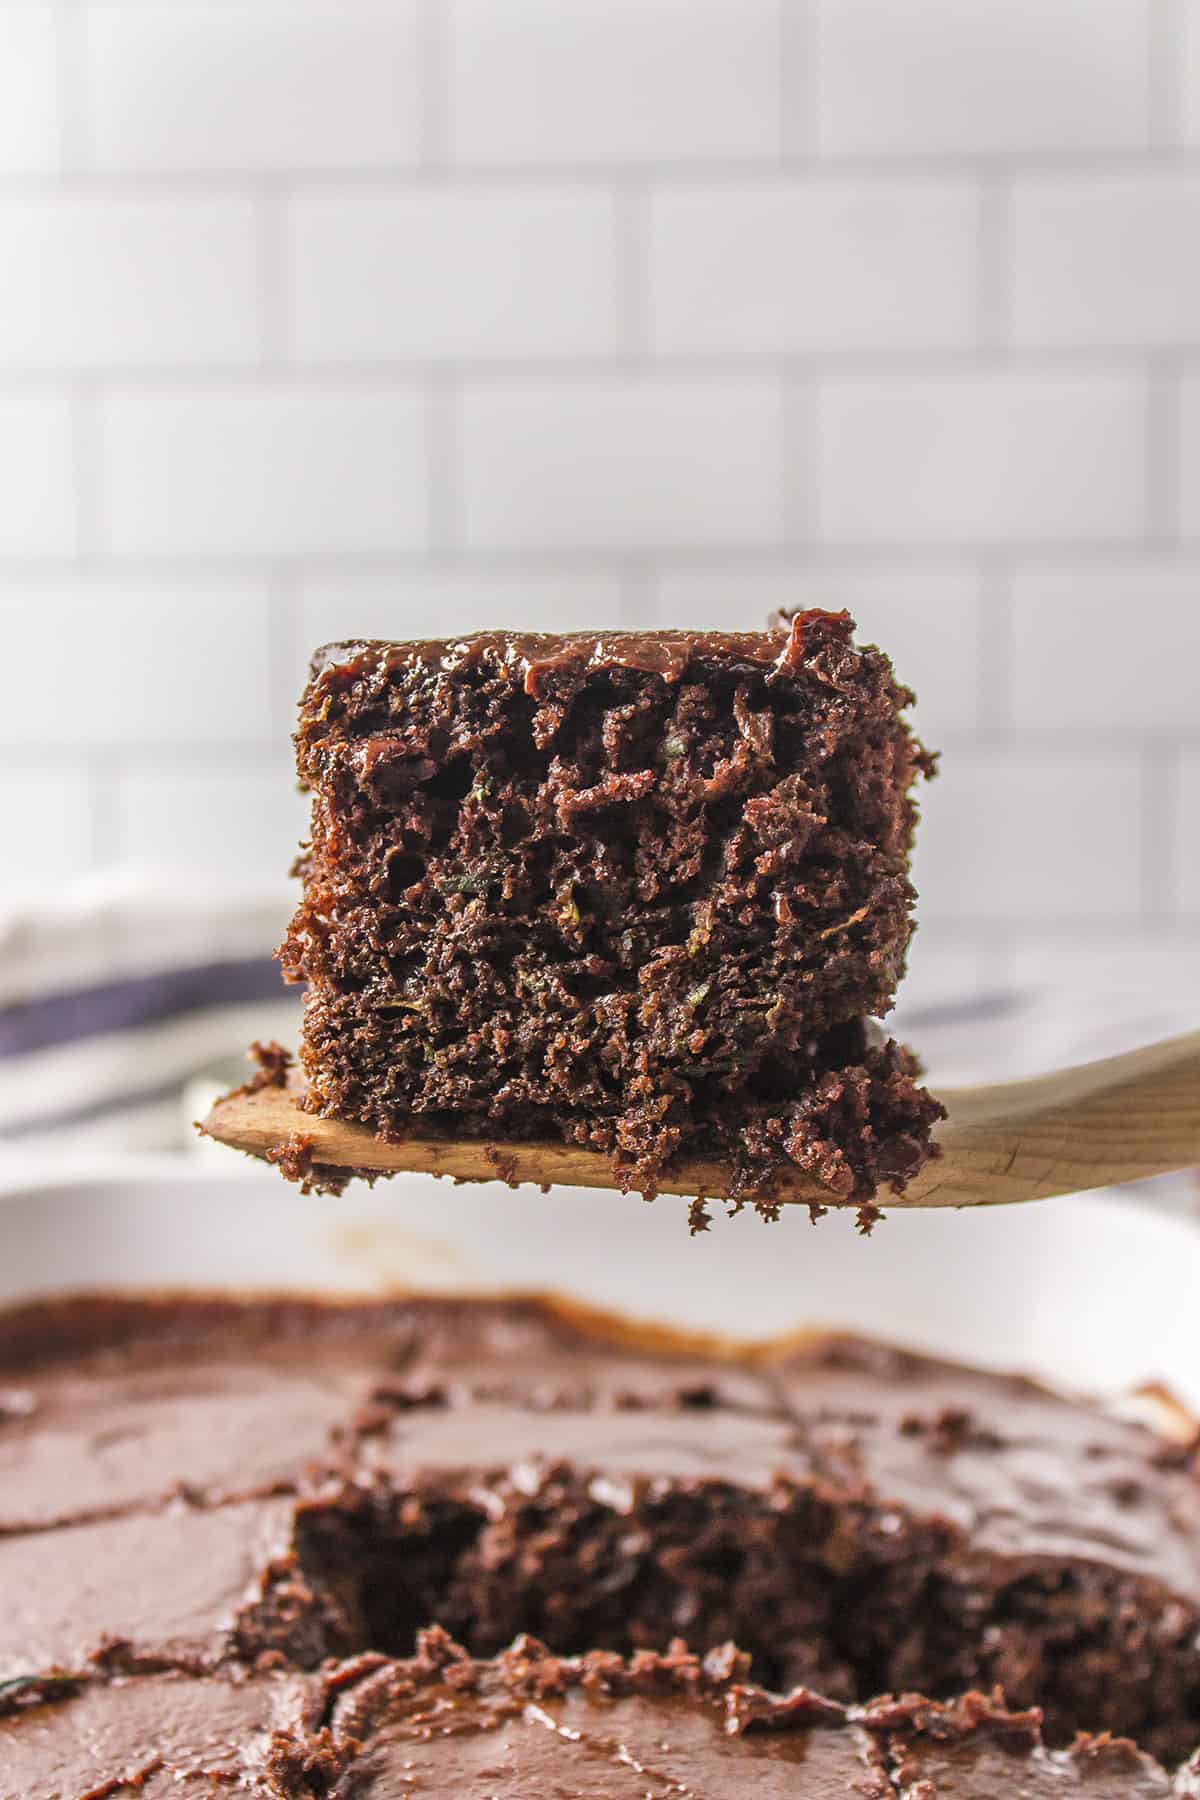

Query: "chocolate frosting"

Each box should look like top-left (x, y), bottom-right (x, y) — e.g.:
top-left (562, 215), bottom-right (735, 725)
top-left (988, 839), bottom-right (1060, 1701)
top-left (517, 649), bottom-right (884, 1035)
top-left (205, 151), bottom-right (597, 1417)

top-left (768, 1334), bottom-right (1200, 1592)
top-left (309, 623), bottom-right (811, 691)
top-left (875, 1695), bottom-right (1175, 1796)
top-left (363, 1400), bottom-right (810, 1491)
top-left (382, 1292), bottom-right (775, 1415)
top-left (313, 1632), bottom-right (1182, 1798)
top-left (0, 1356), bottom-right (373, 1531)
top-left (321, 1632), bottom-right (892, 1799)
top-left (0, 1670), bottom-right (313, 1800)
top-left (0, 1292), bottom-right (1198, 1784)
top-left (0, 1496), bottom-right (305, 1681)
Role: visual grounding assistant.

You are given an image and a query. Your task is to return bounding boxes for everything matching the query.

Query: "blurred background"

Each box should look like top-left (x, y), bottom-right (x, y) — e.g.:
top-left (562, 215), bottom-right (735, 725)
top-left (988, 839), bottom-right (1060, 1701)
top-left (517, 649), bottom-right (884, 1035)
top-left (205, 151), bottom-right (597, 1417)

top-left (0, 0), bottom-right (1197, 1161)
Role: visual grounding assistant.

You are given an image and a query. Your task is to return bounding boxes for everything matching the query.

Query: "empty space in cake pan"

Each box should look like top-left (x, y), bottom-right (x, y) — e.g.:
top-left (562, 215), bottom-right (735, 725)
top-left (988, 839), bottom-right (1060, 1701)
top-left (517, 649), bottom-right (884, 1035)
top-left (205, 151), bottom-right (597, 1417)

top-left (0, 1156), bottom-right (1196, 1411)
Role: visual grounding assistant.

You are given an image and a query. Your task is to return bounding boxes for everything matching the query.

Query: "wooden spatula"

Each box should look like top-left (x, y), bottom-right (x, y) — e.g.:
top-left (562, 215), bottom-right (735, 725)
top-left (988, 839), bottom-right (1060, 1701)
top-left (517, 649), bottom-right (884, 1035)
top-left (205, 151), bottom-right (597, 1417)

top-left (200, 1030), bottom-right (1200, 1211)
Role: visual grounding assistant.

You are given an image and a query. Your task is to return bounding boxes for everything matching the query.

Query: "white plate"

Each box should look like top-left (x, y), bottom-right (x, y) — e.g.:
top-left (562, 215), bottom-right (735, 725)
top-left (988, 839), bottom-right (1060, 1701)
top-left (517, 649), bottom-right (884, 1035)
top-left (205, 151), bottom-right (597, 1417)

top-left (1, 1155), bottom-right (1197, 1410)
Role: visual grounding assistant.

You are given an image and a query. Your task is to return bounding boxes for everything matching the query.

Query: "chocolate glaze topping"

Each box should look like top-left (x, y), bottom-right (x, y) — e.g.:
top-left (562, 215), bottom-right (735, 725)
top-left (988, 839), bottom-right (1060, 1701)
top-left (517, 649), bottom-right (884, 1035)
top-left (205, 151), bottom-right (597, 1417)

top-left (311, 623), bottom-right (835, 689)
top-left (1, 1291), bottom-right (1198, 1789)
top-left (0, 1670), bottom-right (316, 1800)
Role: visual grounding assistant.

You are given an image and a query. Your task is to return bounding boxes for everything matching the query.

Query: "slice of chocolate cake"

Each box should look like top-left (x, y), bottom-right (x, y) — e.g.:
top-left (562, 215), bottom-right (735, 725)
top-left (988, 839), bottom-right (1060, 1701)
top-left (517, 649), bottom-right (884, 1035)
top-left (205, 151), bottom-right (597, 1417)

top-left (281, 610), bottom-right (943, 1223)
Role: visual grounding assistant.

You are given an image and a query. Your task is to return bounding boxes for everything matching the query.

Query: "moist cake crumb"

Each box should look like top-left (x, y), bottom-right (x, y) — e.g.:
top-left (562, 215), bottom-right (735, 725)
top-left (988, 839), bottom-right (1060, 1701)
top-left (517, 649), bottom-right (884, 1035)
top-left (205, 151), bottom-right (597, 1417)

top-left (280, 612), bottom-right (944, 1224)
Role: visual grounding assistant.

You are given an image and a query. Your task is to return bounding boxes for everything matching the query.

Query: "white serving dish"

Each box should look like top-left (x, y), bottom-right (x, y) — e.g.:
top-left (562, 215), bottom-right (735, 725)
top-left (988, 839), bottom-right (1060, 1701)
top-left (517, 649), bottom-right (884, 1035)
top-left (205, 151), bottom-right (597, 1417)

top-left (0, 1155), bottom-right (1197, 1411)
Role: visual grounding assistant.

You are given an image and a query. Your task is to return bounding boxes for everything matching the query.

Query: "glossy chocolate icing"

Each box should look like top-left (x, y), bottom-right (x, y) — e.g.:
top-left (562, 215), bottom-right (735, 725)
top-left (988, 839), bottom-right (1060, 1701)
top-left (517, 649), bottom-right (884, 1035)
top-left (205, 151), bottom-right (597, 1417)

top-left (0, 1293), bottom-right (1197, 1786)
top-left (0, 1671), bottom-right (314, 1800)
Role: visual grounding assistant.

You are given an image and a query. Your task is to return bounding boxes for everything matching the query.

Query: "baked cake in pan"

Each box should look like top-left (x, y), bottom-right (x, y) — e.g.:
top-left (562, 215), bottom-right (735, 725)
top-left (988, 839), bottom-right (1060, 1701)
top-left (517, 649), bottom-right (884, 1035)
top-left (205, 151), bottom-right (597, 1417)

top-left (2, 1292), bottom-right (1199, 1791)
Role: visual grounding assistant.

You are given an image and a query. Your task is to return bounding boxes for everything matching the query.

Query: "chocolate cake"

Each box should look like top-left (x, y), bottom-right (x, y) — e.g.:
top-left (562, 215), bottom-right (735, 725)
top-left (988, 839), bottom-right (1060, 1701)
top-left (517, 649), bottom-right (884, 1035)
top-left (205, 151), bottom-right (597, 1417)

top-left (280, 611), bottom-right (944, 1223)
top-left (2, 1291), bottom-right (1199, 1792)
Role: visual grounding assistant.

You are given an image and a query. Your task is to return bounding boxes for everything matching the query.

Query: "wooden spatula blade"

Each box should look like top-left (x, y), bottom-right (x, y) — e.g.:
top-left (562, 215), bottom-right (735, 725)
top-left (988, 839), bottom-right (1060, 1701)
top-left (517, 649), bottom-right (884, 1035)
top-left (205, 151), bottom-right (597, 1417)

top-left (199, 1069), bottom-right (830, 1206)
top-left (199, 1030), bottom-right (1200, 1212)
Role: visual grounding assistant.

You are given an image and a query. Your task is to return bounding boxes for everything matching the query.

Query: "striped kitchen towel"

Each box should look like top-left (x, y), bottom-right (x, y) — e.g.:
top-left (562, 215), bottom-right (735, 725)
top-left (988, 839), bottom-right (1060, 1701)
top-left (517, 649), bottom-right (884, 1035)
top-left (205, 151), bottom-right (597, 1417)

top-left (0, 873), bottom-right (301, 1154)
top-left (2, 872), bottom-right (1195, 1213)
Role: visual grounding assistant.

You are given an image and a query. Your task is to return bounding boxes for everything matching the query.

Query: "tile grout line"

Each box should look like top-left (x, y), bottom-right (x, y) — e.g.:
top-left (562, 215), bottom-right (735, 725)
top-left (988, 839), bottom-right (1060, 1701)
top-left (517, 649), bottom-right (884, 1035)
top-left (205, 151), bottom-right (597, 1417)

top-left (71, 377), bottom-right (103, 557)
top-left (619, 556), bottom-right (658, 630)
top-left (426, 372), bottom-right (459, 553)
top-left (975, 557), bottom-right (1013, 735)
top-left (52, 0), bottom-right (89, 176)
top-left (4, 150), bottom-right (1200, 199)
top-left (3, 543), bottom-right (1200, 579)
top-left (780, 0), bottom-right (818, 161)
top-left (86, 749), bottom-right (121, 873)
top-left (783, 370), bottom-right (817, 546)
top-left (3, 348), bottom-right (1197, 389)
top-left (616, 181), bottom-right (650, 363)
top-left (1140, 740), bottom-right (1179, 924)
top-left (1148, 0), bottom-right (1181, 150)
top-left (256, 185), bottom-right (291, 367)
top-left (419, 0), bottom-right (451, 170)
top-left (268, 566), bottom-right (302, 741)
top-left (975, 175), bottom-right (1011, 357)
top-left (1145, 353), bottom-right (1182, 545)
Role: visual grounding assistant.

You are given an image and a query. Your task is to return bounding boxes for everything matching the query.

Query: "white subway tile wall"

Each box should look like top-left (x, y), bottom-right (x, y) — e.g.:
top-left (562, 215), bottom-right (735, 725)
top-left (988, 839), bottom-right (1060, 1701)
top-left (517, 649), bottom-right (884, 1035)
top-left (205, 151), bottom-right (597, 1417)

top-left (0, 581), bottom-right (275, 747)
top-left (287, 187), bottom-right (620, 362)
top-left (0, 770), bottom-right (95, 900)
top-left (1012, 175), bottom-right (1200, 349)
top-left (813, 0), bottom-right (1150, 154)
top-left (815, 373), bottom-right (1148, 545)
top-left (1181, 374), bottom-right (1200, 538)
top-left (115, 764), bottom-right (308, 882)
top-left (1185, 5), bottom-right (1200, 148)
top-left (912, 750), bottom-right (1145, 926)
top-left (0, 8), bottom-right (60, 174)
top-left (1180, 753), bottom-right (1200, 919)
top-left (648, 179), bottom-right (978, 354)
top-left (449, 0), bottom-right (782, 163)
top-left (0, 0), bottom-right (1196, 987)
top-left (84, 5), bottom-right (426, 172)
top-left (0, 195), bottom-right (261, 368)
top-left (1011, 567), bottom-right (1200, 731)
top-left (458, 377), bottom-right (785, 549)
top-left (0, 391), bottom-right (77, 553)
top-left (99, 385), bottom-right (431, 555)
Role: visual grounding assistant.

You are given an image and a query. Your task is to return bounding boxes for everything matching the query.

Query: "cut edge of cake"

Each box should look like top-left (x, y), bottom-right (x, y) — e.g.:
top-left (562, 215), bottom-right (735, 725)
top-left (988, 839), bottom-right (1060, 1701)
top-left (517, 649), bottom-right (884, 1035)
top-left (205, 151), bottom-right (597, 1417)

top-left (280, 609), bottom-right (944, 1227)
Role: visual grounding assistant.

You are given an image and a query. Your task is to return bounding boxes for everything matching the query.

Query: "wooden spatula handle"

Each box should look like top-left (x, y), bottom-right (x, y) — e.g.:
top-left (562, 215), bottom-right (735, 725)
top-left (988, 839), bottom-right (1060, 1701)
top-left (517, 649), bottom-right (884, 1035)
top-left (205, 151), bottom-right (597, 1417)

top-left (908, 1028), bottom-right (1200, 1209)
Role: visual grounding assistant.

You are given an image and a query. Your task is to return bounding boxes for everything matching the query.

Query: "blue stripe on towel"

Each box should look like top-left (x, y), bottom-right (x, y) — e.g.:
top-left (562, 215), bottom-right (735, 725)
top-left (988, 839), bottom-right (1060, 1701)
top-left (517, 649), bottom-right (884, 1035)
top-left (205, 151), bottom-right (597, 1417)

top-left (0, 957), bottom-right (288, 1058)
